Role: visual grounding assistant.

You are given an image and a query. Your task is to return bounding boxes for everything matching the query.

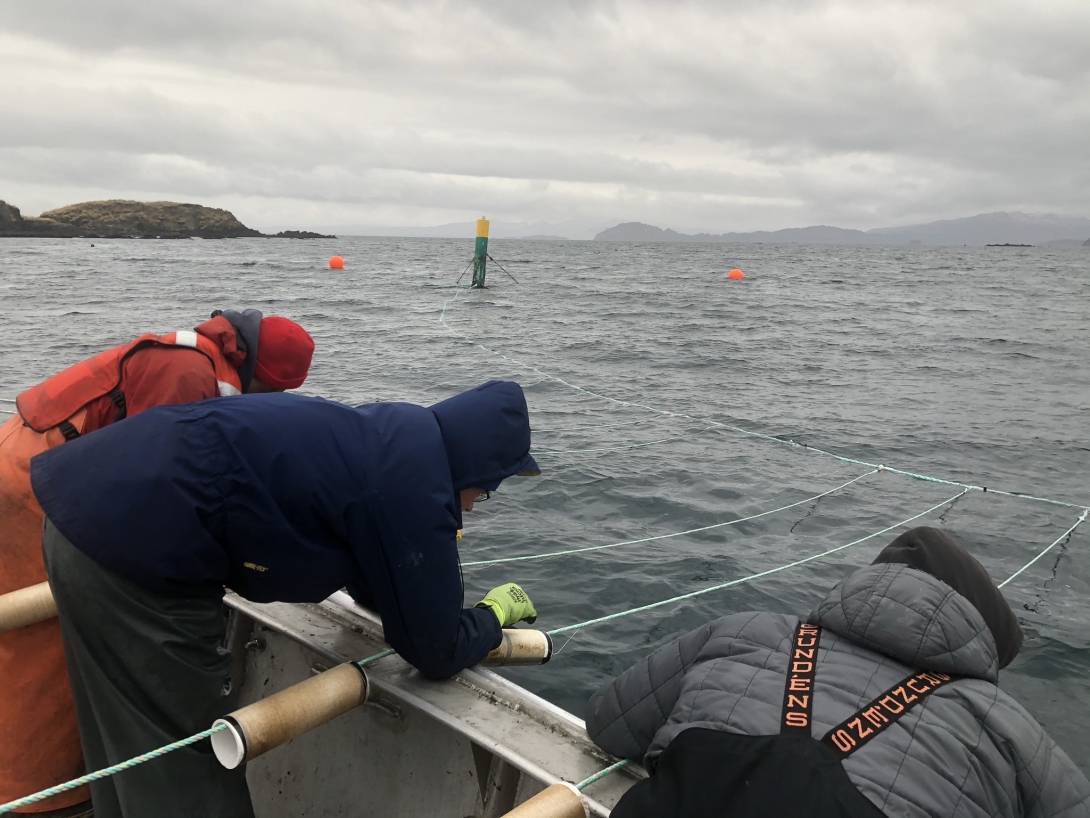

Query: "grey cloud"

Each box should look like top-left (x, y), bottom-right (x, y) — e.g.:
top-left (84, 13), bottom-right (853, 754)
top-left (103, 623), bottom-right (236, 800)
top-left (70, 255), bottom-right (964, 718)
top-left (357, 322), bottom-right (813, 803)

top-left (1, 0), bottom-right (1087, 232)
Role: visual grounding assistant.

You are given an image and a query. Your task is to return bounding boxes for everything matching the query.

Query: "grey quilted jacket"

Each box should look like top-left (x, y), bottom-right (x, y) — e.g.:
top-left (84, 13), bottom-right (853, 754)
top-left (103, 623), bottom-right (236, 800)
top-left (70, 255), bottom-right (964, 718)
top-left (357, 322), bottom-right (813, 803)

top-left (586, 563), bottom-right (1090, 817)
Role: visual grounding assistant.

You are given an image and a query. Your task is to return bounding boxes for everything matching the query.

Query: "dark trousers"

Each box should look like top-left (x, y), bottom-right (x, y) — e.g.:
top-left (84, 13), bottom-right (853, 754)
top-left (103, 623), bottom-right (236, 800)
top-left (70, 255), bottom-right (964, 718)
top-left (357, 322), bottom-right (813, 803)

top-left (43, 518), bottom-right (254, 818)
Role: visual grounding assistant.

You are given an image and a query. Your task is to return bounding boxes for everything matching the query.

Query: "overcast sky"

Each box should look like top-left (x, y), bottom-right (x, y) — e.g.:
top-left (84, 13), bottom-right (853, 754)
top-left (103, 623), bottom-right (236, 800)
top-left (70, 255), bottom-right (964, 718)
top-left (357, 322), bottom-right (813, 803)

top-left (1, 0), bottom-right (1088, 233)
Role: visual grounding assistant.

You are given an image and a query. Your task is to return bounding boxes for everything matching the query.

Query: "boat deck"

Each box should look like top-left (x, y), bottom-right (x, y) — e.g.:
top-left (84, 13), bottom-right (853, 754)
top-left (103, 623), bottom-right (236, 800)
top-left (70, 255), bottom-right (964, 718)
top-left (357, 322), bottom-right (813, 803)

top-left (225, 591), bottom-right (639, 817)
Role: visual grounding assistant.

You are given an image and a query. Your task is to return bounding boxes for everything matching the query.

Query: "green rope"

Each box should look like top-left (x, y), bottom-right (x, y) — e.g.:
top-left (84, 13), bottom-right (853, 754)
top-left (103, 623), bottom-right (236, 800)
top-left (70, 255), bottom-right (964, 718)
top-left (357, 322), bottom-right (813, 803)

top-left (575, 759), bottom-right (629, 790)
top-left (546, 490), bottom-right (968, 635)
top-left (0, 725), bottom-right (227, 814)
top-left (464, 469), bottom-right (879, 567)
top-left (439, 291), bottom-right (1088, 511)
top-left (358, 648), bottom-right (396, 666)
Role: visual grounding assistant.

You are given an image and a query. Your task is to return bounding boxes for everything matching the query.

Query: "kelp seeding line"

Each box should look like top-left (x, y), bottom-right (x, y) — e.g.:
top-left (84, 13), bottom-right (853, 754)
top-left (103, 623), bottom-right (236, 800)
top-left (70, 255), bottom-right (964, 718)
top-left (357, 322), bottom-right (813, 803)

top-left (438, 284), bottom-right (1088, 644)
top-left (0, 285), bottom-right (1086, 813)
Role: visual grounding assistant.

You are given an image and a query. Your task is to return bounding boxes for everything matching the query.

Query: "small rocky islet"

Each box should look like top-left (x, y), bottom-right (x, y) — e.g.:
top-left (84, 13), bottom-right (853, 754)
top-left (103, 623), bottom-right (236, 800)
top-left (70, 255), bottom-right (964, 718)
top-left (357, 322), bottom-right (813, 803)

top-left (0, 199), bottom-right (334, 239)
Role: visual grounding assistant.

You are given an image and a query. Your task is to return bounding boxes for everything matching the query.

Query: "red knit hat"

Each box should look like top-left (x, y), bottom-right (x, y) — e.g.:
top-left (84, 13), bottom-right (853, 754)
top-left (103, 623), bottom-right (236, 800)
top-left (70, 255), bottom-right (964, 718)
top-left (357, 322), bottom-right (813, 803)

top-left (254, 316), bottom-right (314, 390)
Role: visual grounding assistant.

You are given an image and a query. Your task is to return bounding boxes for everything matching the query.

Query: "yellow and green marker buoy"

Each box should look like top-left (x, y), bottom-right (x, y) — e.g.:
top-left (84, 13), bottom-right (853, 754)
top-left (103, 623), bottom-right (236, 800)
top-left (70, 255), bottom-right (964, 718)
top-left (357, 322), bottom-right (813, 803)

top-left (471, 217), bottom-right (489, 288)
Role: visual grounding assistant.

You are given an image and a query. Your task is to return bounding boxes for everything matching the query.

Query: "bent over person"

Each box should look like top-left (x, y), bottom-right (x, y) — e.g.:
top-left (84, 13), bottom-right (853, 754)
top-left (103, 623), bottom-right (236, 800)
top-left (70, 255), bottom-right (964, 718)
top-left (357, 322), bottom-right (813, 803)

top-left (0, 309), bottom-right (313, 815)
top-left (29, 380), bottom-right (540, 818)
top-left (586, 527), bottom-right (1090, 818)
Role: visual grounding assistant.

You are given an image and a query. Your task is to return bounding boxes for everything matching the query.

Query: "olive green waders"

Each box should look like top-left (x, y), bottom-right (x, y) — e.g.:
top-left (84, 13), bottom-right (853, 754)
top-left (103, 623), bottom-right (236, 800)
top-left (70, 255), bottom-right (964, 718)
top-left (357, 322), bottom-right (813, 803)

top-left (42, 518), bottom-right (253, 818)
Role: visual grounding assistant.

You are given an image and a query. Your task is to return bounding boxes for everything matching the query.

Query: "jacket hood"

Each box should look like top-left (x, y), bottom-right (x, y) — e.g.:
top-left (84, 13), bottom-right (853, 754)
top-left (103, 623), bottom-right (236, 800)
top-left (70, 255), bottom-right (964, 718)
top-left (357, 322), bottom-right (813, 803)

top-left (193, 315), bottom-right (247, 368)
top-left (871, 526), bottom-right (1023, 669)
top-left (208, 308), bottom-right (262, 392)
top-left (428, 380), bottom-right (540, 495)
top-left (811, 562), bottom-right (1001, 682)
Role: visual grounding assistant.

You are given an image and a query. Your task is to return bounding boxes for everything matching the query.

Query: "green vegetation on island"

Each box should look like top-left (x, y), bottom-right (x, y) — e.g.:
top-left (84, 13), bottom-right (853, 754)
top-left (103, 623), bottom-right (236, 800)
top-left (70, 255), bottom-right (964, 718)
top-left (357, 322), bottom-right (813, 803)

top-left (0, 199), bottom-right (334, 239)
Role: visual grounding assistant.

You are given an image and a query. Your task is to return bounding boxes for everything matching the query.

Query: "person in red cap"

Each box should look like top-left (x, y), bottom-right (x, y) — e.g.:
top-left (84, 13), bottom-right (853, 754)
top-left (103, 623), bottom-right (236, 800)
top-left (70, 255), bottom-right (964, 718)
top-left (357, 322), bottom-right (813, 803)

top-left (0, 308), bottom-right (313, 817)
top-left (250, 314), bottom-right (315, 392)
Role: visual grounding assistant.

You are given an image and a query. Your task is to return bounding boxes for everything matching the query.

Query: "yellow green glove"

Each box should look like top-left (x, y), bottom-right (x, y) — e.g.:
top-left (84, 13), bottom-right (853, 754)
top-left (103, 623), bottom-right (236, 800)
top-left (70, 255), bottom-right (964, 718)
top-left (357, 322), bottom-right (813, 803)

top-left (476, 583), bottom-right (537, 626)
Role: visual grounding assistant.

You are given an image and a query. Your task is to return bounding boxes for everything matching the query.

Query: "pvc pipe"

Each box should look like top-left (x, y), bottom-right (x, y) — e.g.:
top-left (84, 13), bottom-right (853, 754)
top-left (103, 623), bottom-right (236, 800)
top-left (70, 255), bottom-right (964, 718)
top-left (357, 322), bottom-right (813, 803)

top-left (501, 783), bottom-right (588, 818)
top-left (212, 662), bottom-right (369, 769)
top-left (0, 582), bottom-right (57, 634)
top-left (481, 629), bottom-right (553, 666)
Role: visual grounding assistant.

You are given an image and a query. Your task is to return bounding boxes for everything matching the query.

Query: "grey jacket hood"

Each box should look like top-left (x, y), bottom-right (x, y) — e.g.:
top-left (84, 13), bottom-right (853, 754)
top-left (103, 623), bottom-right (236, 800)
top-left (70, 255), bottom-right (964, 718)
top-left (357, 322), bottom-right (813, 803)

top-left (870, 525), bottom-right (1023, 668)
top-left (811, 562), bottom-right (1000, 682)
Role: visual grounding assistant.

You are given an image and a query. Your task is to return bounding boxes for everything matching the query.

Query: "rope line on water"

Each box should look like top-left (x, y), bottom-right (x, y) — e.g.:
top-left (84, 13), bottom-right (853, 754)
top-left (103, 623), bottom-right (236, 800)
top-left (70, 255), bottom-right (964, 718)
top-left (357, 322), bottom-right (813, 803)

top-left (998, 510), bottom-right (1088, 589)
top-left (439, 291), bottom-right (1087, 511)
top-left (575, 759), bottom-right (630, 790)
top-left (535, 435), bottom-right (684, 455)
top-left (0, 726), bottom-right (227, 813)
top-left (487, 254), bottom-right (521, 284)
top-left (546, 489), bottom-right (969, 636)
top-left (464, 469), bottom-right (879, 567)
top-left (534, 417), bottom-right (667, 433)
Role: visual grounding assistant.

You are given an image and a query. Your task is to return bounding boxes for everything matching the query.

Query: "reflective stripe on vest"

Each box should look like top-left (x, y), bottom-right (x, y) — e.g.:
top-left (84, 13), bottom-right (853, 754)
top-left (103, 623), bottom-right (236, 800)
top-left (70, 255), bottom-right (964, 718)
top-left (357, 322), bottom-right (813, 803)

top-left (15, 331), bottom-right (244, 434)
top-left (173, 330), bottom-right (199, 348)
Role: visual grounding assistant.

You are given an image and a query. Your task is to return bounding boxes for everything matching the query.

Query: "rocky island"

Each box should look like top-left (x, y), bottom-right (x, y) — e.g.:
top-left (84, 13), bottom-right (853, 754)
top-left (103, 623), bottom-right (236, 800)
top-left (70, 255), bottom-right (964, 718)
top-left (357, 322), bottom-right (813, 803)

top-left (0, 199), bottom-right (334, 239)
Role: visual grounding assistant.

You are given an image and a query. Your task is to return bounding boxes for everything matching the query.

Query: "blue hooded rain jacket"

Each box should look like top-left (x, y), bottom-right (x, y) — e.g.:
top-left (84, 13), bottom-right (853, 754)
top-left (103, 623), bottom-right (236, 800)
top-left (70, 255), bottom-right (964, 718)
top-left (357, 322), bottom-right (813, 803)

top-left (30, 380), bottom-right (539, 680)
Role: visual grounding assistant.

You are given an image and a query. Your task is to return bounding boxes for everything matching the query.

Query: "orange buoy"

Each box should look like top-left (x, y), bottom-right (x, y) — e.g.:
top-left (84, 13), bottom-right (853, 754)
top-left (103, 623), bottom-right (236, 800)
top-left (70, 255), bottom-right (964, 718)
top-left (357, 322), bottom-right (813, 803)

top-left (329, 255), bottom-right (344, 270)
top-left (727, 268), bottom-right (744, 279)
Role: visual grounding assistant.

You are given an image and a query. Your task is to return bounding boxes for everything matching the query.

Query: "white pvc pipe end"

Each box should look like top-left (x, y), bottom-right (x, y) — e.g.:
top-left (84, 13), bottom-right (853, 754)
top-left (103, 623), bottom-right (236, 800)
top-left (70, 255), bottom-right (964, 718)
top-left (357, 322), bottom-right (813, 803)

top-left (211, 718), bottom-right (246, 769)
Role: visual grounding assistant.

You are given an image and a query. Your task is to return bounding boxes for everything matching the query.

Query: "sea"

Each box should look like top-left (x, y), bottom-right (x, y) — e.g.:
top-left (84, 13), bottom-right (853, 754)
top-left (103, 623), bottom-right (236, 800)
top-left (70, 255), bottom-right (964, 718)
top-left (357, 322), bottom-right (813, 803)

top-left (1, 236), bottom-right (1088, 771)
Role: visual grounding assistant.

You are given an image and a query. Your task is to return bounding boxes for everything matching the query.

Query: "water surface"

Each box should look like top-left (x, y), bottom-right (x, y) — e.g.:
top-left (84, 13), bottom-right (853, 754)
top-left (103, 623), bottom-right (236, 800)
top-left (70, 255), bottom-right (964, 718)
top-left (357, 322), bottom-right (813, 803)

top-left (1, 237), bottom-right (1087, 770)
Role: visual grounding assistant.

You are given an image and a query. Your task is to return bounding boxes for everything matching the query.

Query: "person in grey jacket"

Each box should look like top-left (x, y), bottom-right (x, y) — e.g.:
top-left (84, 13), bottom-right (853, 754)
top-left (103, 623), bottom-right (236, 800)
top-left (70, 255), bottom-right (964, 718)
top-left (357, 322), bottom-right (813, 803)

top-left (586, 526), bottom-right (1090, 818)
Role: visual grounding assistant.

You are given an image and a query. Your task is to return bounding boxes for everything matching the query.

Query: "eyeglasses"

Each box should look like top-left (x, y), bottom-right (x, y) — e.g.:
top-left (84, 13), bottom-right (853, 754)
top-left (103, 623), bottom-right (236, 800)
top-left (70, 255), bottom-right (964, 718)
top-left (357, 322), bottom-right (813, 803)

top-left (474, 490), bottom-right (491, 503)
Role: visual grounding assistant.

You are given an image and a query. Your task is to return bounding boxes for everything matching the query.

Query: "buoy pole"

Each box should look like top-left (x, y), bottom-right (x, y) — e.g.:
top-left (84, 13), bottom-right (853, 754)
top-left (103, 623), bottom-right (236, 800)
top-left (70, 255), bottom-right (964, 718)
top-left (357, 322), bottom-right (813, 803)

top-left (0, 582), bottom-right (57, 634)
top-left (471, 217), bottom-right (489, 288)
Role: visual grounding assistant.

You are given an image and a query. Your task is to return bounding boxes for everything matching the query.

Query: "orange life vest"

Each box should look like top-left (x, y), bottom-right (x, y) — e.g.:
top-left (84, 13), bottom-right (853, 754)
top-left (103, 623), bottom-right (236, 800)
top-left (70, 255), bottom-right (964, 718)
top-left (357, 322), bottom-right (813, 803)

top-left (15, 331), bottom-right (243, 437)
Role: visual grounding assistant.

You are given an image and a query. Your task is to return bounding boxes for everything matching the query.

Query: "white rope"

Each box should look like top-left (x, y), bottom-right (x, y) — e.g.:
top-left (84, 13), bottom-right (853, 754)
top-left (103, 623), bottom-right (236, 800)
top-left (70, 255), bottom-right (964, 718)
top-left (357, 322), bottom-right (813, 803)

top-left (535, 436), bottom-right (684, 455)
top-left (547, 489), bottom-right (970, 634)
top-left (534, 417), bottom-right (666, 433)
top-left (998, 510), bottom-right (1088, 588)
top-left (465, 469), bottom-right (879, 567)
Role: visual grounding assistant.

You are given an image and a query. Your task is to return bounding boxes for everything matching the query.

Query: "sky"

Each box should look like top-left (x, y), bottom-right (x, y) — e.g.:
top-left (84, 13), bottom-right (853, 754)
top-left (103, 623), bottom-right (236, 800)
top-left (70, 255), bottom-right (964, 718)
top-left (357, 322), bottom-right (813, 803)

top-left (1, 0), bottom-right (1088, 235)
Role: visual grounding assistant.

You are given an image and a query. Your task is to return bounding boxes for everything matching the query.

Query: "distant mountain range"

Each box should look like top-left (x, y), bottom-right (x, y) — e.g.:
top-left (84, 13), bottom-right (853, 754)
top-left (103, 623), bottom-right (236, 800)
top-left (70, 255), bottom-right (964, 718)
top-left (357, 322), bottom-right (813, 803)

top-left (331, 220), bottom-right (608, 241)
top-left (595, 212), bottom-right (1090, 247)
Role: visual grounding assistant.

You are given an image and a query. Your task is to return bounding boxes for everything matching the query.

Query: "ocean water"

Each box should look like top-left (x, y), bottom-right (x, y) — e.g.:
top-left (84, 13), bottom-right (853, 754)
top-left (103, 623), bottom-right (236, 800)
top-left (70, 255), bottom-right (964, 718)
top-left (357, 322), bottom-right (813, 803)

top-left (1, 237), bottom-right (1088, 771)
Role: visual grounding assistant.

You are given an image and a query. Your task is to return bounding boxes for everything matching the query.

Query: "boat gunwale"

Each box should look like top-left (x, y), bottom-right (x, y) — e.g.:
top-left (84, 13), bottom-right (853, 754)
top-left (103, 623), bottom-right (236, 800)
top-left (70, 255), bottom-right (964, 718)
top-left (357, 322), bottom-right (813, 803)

top-left (224, 591), bottom-right (639, 816)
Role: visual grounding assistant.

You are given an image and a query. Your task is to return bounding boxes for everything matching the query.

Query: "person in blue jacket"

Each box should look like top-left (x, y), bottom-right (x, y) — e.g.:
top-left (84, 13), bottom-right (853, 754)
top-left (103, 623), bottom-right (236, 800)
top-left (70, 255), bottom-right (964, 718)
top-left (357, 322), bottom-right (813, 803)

top-left (29, 380), bottom-right (541, 818)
